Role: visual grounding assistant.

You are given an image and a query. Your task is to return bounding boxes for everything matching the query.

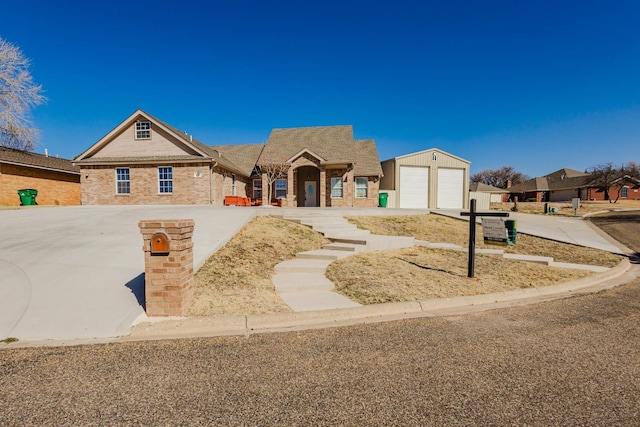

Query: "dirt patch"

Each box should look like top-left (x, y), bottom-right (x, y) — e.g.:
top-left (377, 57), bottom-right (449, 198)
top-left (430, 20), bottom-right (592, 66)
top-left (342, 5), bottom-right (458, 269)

top-left (326, 247), bottom-right (593, 304)
top-left (347, 214), bottom-right (622, 267)
top-left (189, 216), bottom-right (329, 316)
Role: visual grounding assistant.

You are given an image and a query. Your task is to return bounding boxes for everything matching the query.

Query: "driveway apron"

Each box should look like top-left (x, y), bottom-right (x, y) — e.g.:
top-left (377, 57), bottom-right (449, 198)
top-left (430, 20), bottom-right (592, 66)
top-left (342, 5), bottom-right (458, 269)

top-left (0, 206), bottom-right (254, 341)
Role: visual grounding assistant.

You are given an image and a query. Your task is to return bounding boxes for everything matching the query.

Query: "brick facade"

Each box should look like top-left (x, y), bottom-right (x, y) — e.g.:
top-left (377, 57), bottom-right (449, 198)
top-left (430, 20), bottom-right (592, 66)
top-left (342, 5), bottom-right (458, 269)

top-left (0, 163), bottom-right (80, 206)
top-left (269, 153), bottom-right (380, 208)
top-left (80, 163), bottom-right (250, 205)
top-left (139, 219), bottom-right (194, 316)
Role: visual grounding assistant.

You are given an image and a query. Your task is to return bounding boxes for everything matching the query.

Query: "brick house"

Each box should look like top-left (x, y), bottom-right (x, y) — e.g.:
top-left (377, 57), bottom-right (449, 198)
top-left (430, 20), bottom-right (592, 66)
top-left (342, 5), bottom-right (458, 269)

top-left (0, 146), bottom-right (80, 206)
top-left (507, 168), bottom-right (640, 202)
top-left (76, 111), bottom-right (384, 208)
top-left (256, 126), bottom-right (383, 207)
top-left (74, 110), bottom-right (260, 205)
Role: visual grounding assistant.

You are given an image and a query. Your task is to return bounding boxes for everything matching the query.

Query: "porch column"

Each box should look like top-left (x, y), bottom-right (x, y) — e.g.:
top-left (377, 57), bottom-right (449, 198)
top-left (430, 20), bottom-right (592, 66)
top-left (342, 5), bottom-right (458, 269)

top-left (287, 167), bottom-right (295, 207)
top-left (319, 168), bottom-right (326, 207)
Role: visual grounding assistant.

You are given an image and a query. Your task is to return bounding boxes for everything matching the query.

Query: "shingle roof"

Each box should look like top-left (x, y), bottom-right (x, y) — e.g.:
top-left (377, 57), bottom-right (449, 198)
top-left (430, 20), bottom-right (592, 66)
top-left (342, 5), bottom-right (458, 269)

top-left (508, 168), bottom-right (597, 193)
top-left (0, 146), bottom-right (79, 174)
top-left (469, 183), bottom-right (508, 193)
top-left (259, 125), bottom-right (383, 176)
top-left (210, 144), bottom-right (265, 176)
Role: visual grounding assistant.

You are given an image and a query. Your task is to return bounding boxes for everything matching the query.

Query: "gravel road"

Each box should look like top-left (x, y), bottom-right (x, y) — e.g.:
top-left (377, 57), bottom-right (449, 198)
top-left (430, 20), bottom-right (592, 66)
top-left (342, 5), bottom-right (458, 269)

top-left (2, 277), bottom-right (640, 426)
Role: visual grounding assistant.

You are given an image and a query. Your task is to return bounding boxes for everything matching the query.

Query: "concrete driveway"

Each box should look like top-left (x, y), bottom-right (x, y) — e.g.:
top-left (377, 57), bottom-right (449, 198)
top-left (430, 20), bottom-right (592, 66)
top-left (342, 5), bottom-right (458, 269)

top-left (0, 205), bottom-right (255, 342)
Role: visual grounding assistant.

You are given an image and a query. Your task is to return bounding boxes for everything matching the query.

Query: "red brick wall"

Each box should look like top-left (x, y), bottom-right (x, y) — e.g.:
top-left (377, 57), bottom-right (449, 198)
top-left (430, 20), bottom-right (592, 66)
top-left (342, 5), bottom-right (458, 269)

top-left (587, 186), bottom-right (640, 201)
top-left (0, 163), bottom-right (80, 206)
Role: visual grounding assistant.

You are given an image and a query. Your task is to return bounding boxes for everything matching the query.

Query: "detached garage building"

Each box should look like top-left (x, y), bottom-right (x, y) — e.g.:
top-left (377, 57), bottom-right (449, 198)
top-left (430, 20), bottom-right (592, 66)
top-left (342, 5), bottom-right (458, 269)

top-left (380, 149), bottom-right (470, 209)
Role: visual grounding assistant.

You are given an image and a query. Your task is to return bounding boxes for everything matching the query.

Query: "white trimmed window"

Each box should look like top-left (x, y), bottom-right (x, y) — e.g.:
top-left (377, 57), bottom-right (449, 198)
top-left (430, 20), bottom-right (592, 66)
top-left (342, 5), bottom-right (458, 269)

top-left (621, 187), bottom-right (628, 198)
top-left (158, 167), bottom-right (173, 194)
top-left (116, 168), bottom-right (130, 194)
top-left (253, 178), bottom-right (262, 200)
top-left (135, 121), bottom-right (151, 139)
top-left (331, 177), bottom-right (343, 198)
top-left (355, 177), bottom-right (368, 198)
top-left (275, 179), bottom-right (287, 199)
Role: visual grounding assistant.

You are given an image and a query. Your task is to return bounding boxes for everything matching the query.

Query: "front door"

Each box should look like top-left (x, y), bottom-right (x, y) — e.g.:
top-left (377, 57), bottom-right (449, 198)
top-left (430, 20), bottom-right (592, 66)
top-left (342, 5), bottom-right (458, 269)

top-left (304, 181), bottom-right (317, 207)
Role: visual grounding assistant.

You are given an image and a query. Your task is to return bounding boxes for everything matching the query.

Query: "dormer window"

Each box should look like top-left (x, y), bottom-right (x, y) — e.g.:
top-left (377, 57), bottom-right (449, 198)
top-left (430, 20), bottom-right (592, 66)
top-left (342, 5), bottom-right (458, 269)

top-left (135, 121), bottom-right (151, 139)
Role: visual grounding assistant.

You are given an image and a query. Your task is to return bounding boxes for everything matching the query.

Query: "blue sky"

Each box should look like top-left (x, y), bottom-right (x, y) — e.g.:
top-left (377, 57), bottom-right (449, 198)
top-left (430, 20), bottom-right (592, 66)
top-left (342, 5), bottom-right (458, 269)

top-left (2, 0), bottom-right (638, 177)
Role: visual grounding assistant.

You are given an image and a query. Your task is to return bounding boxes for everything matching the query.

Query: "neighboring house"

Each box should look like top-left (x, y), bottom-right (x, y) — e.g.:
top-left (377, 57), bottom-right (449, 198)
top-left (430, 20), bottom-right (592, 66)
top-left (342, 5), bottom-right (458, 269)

top-left (256, 125), bottom-right (383, 207)
top-left (0, 146), bottom-right (80, 206)
top-left (74, 110), bottom-right (260, 205)
top-left (507, 168), bottom-right (640, 202)
top-left (506, 168), bottom-right (640, 202)
top-left (75, 111), bottom-right (384, 208)
top-left (469, 182), bottom-right (510, 204)
top-left (380, 149), bottom-right (470, 209)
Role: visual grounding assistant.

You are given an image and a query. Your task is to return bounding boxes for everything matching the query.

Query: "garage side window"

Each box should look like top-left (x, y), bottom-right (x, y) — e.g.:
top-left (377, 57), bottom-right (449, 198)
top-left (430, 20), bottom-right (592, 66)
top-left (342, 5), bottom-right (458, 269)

top-left (116, 168), bottom-right (130, 194)
top-left (355, 177), bottom-right (368, 198)
top-left (158, 167), bottom-right (173, 194)
top-left (331, 177), bottom-right (343, 198)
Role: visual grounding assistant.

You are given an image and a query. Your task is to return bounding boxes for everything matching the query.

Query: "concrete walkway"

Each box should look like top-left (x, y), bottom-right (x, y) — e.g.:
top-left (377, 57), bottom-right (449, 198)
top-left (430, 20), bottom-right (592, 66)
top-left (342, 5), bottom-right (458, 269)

top-left (270, 212), bottom-right (414, 311)
top-left (264, 209), bottom-right (625, 313)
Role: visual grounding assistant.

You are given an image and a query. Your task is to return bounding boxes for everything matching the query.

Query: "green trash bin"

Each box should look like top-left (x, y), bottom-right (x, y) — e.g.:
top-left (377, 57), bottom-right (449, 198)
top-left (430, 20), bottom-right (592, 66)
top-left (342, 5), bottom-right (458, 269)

top-left (505, 219), bottom-right (517, 245)
top-left (379, 192), bottom-right (388, 208)
top-left (18, 189), bottom-right (38, 206)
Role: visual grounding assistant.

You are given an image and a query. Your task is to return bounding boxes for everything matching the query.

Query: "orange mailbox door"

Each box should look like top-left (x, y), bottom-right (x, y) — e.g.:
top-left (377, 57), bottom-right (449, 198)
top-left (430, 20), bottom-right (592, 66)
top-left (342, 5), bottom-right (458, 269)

top-left (151, 233), bottom-right (169, 254)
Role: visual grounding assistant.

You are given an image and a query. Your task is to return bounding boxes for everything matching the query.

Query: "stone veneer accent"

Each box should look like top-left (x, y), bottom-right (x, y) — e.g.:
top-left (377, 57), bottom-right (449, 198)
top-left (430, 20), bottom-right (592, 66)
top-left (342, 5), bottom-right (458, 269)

top-left (139, 219), bottom-right (195, 316)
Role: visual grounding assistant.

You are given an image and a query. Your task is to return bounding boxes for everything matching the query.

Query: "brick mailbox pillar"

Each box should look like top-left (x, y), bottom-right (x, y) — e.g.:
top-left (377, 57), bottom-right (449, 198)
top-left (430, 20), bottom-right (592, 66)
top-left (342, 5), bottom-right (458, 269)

top-left (139, 219), bottom-right (195, 317)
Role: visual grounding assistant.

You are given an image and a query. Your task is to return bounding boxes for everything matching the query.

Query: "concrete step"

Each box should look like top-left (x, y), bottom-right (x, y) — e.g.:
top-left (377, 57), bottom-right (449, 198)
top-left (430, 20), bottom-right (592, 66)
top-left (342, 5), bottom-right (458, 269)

top-left (272, 273), bottom-right (335, 292)
top-left (322, 242), bottom-right (364, 252)
top-left (297, 249), bottom-right (351, 261)
top-left (324, 229), bottom-right (371, 239)
top-left (298, 217), bottom-right (349, 226)
top-left (363, 235), bottom-right (415, 251)
top-left (329, 236), bottom-right (370, 246)
top-left (312, 224), bottom-right (361, 234)
top-left (274, 258), bottom-right (333, 274)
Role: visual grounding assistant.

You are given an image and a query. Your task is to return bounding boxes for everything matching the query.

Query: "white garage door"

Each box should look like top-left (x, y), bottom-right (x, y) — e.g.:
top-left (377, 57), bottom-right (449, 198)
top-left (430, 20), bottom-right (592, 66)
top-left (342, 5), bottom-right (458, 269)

top-left (437, 168), bottom-right (464, 209)
top-left (399, 166), bottom-right (429, 208)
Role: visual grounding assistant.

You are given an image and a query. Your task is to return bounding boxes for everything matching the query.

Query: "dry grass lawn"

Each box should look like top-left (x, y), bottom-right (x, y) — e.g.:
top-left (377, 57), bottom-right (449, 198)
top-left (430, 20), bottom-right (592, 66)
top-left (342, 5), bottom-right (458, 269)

top-left (189, 216), bottom-right (329, 316)
top-left (346, 214), bottom-right (622, 267)
top-left (326, 247), bottom-right (593, 304)
top-left (190, 213), bottom-right (623, 315)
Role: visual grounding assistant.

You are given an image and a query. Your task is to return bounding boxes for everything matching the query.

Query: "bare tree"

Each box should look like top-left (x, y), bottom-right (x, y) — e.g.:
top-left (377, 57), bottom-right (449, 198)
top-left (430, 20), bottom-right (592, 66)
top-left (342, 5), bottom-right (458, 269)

top-left (586, 162), bottom-right (624, 203)
top-left (0, 37), bottom-right (45, 151)
top-left (257, 147), bottom-right (289, 202)
top-left (608, 161), bottom-right (640, 203)
top-left (470, 166), bottom-right (529, 188)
